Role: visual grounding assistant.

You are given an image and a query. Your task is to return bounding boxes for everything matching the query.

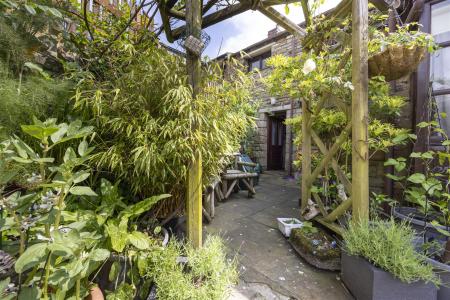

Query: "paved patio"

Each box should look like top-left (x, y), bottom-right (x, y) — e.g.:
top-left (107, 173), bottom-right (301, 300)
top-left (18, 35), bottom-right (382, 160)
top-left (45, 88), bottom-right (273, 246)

top-left (205, 172), bottom-right (352, 300)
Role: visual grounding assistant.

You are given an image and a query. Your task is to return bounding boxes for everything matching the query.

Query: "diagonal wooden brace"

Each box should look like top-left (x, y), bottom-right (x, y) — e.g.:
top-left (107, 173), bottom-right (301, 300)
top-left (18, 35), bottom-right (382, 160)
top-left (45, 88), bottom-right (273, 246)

top-left (311, 129), bottom-right (352, 194)
top-left (307, 122), bottom-right (352, 187)
top-left (323, 198), bottom-right (352, 222)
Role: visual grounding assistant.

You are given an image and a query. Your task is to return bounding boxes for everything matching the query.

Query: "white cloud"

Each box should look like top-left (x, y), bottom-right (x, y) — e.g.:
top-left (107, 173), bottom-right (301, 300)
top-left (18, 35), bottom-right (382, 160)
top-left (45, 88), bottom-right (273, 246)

top-left (218, 1), bottom-right (340, 55)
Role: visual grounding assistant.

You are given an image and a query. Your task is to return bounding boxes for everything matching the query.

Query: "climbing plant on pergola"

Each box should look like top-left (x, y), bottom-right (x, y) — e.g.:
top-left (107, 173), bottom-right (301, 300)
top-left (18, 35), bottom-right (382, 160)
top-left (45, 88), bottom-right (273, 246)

top-left (159, 0), bottom-right (384, 247)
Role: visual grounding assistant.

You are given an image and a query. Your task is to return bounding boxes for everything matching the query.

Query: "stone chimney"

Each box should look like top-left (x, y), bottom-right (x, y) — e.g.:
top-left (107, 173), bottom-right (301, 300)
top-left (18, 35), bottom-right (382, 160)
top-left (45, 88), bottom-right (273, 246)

top-left (267, 25), bottom-right (280, 38)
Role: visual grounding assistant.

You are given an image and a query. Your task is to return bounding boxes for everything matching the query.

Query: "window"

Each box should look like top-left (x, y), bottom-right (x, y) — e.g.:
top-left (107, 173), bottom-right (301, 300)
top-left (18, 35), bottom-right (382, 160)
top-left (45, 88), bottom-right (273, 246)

top-left (430, 0), bottom-right (450, 135)
top-left (248, 51), bottom-right (271, 71)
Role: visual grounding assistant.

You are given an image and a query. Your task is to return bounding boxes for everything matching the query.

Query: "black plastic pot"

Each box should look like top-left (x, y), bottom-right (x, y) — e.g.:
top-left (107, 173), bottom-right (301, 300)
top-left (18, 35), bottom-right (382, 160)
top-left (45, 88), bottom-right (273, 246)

top-left (393, 207), bottom-right (450, 239)
top-left (413, 236), bottom-right (450, 300)
top-left (341, 252), bottom-right (437, 300)
top-left (426, 257), bottom-right (450, 300)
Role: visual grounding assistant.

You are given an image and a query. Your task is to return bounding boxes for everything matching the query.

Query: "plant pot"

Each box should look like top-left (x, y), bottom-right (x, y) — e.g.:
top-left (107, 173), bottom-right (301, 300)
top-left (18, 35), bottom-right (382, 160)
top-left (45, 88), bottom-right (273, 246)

top-left (85, 286), bottom-right (104, 300)
top-left (413, 236), bottom-right (450, 300)
top-left (341, 252), bottom-right (437, 300)
top-left (277, 218), bottom-right (303, 237)
top-left (368, 45), bottom-right (426, 81)
top-left (393, 206), bottom-right (450, 239)
top-left (289, 228), bottom-right (340, 271)
top-left (426, 257), bottom-right (450, 300)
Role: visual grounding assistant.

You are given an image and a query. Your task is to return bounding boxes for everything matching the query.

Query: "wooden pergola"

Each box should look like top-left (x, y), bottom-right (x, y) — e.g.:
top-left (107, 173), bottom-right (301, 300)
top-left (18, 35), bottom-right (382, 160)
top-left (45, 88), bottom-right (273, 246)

top-left (159, 0), bottom-right (385, 247)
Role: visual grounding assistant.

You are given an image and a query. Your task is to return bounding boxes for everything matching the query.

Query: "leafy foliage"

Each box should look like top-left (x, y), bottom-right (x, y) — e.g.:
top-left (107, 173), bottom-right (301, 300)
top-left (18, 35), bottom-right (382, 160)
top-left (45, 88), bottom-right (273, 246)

top-left (73, 39), bottom-right (256, 205)
top-left (146, 236), bottom-right (238, 300)
top-left (1, 119), bottom-right (173, 299)
top-left (384, 117), bottom-right (450, 232)
top-left (343, 219), bottom-right (439, 285)
top-left (369, 23), bottom-right (438, 55)
top-left (0, 1), bottom-right (73, 140)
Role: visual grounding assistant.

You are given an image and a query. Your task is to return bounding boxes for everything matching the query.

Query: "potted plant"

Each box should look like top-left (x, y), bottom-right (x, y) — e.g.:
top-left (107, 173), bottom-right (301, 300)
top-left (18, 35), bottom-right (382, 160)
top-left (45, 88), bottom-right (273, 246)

top-left (368, 24), bottom-right (437, 81)
top-left (289, 222), bottom-right (340, 270)
top-left (341, 219), bottom-right (439, 300)
top-left (145, 235), bottom-right (238, 299)
top-left (277, 217), bottom-right (303, 237)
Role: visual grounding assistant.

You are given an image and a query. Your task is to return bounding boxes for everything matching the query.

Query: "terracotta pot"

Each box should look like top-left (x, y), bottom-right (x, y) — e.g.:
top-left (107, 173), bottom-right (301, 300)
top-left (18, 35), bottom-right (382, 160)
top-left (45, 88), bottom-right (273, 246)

top-left (85, 286), bottom-right (104, 300)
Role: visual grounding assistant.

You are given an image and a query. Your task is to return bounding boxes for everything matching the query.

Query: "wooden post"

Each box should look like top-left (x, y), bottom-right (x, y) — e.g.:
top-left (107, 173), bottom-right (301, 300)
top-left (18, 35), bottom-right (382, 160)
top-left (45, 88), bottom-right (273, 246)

top-left (351, 0), bottom-right (369, 221)
top-left (186, 0), bottom-right (203, 248)
top-left (301, 98), bottom-right (311, 211)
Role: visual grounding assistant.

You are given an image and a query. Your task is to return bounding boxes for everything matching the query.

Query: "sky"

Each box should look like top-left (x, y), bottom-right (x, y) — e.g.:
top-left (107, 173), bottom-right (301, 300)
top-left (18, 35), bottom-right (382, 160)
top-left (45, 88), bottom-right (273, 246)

top-left (159, 1), bottom-right (341, 58)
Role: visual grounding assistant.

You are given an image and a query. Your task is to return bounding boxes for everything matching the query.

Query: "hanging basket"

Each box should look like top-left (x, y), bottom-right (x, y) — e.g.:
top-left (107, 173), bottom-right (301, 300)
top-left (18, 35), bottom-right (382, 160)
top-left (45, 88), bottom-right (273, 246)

top-left (368, 45), bottom-right (426, 82)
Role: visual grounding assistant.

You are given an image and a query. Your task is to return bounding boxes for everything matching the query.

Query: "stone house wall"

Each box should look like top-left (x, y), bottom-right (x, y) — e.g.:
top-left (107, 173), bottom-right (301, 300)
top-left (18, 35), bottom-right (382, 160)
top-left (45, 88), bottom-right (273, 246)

top-left (219, 28), bottom-right (415, 195)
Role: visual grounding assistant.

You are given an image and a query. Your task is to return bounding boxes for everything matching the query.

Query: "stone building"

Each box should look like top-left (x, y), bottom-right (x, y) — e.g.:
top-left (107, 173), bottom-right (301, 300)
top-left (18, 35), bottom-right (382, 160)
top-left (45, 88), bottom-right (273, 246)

top-left (216, 0), bottom-right (450, 199)
top-left (217, 27), bottom-right (303, 176)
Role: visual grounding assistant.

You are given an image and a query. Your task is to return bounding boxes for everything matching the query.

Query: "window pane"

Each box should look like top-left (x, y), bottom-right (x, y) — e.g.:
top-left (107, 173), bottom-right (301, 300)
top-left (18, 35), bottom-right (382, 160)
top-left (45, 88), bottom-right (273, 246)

top-left (432, 1), bottom-right (450, 36)
top-left (261, 57), bottom-right (268, 69)
top-left (250, 60), bottom-right (260, 71)
top-left (430, 46), bottom-right (450, 91)
top-left (271, 122), bottom-right (277, 146)
top-left (278, 123), bottom-right (283, 146)
top-left (436, 94), bottom-right (450, 136)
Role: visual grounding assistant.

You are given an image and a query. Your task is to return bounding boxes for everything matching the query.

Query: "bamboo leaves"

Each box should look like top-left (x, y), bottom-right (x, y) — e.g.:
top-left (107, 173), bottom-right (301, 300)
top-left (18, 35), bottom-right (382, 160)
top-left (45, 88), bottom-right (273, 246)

top-left (74, 42), bottom-right (256, 201)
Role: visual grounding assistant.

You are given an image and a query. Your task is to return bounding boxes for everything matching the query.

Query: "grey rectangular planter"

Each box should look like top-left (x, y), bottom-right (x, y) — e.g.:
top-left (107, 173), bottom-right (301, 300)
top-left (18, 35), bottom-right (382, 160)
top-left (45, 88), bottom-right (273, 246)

top-left (341, 252), bottom-right (437, 300)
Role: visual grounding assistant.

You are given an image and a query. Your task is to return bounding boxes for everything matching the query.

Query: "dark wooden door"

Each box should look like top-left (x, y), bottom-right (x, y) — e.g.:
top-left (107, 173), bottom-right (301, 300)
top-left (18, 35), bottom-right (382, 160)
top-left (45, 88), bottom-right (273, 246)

top-left (267, 115), bottom-right (286, 170)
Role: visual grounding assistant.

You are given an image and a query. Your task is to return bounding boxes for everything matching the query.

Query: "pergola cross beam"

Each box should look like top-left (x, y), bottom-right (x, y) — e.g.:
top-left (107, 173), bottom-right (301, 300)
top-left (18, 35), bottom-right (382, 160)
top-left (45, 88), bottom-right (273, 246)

top-left (163, 0), bottom-right (307, 42)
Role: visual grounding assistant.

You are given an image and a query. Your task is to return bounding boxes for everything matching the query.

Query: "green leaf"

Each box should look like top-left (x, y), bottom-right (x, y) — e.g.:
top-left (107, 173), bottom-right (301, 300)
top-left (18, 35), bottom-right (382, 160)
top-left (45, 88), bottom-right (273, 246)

top-left (383, 158), bottom-right (398, 166)
top-left (73, 171), bottom-right (90, 183)
top-left (32, 157), bottom-right (55, 163)
top-left (18, 286), bottom-right (40, 300)
top-left (385, 173), bottom-right (404, 181)
top-left (15, 243), bottom-right (48, 273)
top-left (407, 173), bottom-right (426, 184)
top-left (422, 151), bottom-right (434, 159)
top-left (11, 157), bottom-right (32, 164)
top-left (0, 278), bottom-right (10, 293)
top-left (109, 261), bottom-right (120, 282)
top-left (21, 124), bottom-right (58, 140)
top-left (50, 123), bottom-right (68, 143)
top-left (63, 147), bottom-right (77, 163)
top-left (47, 243), bottom-right (74, 257)
top-left (137, 255), bottom-right (148, 276)
top-left (69, 186), bottom-right (97, 196)
top-left (128, 231), bottom-right (151, 250)
top-left (89, 248), bottom-right (110, 261)
top-left (48, 7), bottom-right (62, 18)
top-left (119, 194), bottom-right (170, 220)
top-left (11, 137), bottom-right (36, 159)
top-left (24, 4), bottom-right (36, 15)
top-left (24, 62), bottom-right (49, 79)
top-left (78, 140), bottom-right (88, 156)
top-left (430, 221), bottom-right (450, 237)
top-left (105, 220), bottom-right (128, 253)
top-left (417, 121), bottom-right (430, 128)
top-left (284, 4), bottom-right (290, 14)
top-left (410, 152), bottom-right (421, 158)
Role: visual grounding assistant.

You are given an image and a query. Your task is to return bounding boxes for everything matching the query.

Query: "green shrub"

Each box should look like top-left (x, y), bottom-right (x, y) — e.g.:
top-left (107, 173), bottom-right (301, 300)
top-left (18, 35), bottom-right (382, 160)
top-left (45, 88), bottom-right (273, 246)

top-left (0, 62), bottom-right (71, 140)
top-left (73, 40), bottom-right (256, 206)
top-left (147, 236), bottom-right (238, 300)
top-left (343, 219), bottom-right (439, 285)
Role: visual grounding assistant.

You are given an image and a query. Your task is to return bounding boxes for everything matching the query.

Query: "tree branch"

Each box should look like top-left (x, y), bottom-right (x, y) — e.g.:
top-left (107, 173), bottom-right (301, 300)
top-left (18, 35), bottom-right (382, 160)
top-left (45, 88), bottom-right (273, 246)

top-left (83, 0), bottom-right (94, 40)
top-left (98, 0), bottom-right (152, 58)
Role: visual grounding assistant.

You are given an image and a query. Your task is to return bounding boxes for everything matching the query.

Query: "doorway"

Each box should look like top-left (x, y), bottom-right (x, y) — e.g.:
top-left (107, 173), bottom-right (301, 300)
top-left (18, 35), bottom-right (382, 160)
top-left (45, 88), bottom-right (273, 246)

top-left (267, 112), bottom-right (286, 170)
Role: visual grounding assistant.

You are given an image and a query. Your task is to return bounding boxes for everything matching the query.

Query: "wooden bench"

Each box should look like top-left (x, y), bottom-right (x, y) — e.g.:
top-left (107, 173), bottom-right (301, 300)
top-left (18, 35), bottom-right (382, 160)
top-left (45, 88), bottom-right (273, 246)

top-left (221, 169), bottom-right (258, 200)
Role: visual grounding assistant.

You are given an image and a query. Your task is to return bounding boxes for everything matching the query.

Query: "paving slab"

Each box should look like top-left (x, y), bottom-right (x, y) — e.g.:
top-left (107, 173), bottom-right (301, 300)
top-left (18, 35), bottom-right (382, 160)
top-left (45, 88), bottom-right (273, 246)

top-left (206, 172), bottom-right (352, 300)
